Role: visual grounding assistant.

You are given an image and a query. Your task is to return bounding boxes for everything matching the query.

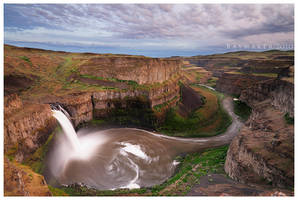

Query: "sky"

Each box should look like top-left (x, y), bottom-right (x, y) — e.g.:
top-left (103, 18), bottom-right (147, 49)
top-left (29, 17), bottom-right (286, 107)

top-left (4, 4), bottom-right (294, 57)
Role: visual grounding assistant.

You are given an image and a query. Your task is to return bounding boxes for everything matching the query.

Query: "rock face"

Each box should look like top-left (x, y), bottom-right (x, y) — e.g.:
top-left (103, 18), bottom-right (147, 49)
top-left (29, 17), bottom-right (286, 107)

top-left (240, 79), bottom-right (294, 117)
top-left (92, 89), bottom-right (147, 118)
top-left (79, 56), bottom-right (181, 84)
top-left (4, 74), bottom-right (36, 95)
top-left (178, 85), bottom-right (204, 116)
top-left (186, 52), bottom-right (293, 76)
top-left (59, 93), bottom-right (93, 127)
top-left (92, 77), bottom-right (180, 119)
top-left (4, 157), bottom-right (52, 196)
top-left (188, 174), bottom-right (293, 196)
top-left (4, 94), bottom-right (57, 162)
top-left (148, 75), bottom-right (180, 108)
top-left (215, 73), bottom-right (271, 96)
top-left (225, 79), bottom-right (294, 188)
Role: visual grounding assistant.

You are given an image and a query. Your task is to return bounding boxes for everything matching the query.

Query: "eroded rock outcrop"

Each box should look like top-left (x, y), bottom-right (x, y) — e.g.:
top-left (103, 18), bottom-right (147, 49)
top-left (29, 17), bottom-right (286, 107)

top-left (240, 79), bottom-right (294, 117)
top-left (188, 174), bottom-right (293, 196)
top-left (79, 56), bottom-right (181, 84)
top-left (148, 75), bottom-right (180, 108)
top-left (91, 75), bottom-right (181, 119)
top-left (92, 89), bottom-right (148, 118)
top-left (4, 94), bottom-right (57, 162)
top-left (215, 73), bottom-right (271, 96)
top-left (178, 85), bottom-right (204, 116)
top-left (4, 157), bottom-right (52, 196)
top-left (58, 93), bottom-right (93, 127)
top-left (225, 79), bottom-right (294, 188)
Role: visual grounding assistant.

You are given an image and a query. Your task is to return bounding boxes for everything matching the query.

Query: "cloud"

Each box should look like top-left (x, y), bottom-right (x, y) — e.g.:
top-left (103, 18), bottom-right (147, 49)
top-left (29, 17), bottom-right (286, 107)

top-left (4, 4), bottom-right (294, 56)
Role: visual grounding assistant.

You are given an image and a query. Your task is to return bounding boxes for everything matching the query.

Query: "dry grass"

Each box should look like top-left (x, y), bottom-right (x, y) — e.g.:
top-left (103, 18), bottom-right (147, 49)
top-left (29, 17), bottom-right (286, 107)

top-left (192, 86), bottom-right (218, 119)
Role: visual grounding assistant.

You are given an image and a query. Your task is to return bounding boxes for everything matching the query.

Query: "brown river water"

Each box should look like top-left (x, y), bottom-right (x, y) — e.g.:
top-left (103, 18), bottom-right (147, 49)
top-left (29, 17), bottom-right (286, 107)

top-left (44, 97), bottom-right (242, 190)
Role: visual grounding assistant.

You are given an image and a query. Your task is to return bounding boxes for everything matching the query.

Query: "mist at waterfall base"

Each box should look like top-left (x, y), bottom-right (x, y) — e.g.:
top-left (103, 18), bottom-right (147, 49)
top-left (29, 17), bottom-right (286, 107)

top-left (46, 110), bottom-right (196, 190)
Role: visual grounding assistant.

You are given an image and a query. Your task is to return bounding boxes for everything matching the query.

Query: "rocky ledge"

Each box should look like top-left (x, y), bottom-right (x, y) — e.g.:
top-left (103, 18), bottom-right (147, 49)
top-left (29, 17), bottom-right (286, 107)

top-left (240, 79), bottom-right (294, 117)
top-left (79, 56), bottom-right (181, 85)
top-left (4, 94), bottom-right (57, 162)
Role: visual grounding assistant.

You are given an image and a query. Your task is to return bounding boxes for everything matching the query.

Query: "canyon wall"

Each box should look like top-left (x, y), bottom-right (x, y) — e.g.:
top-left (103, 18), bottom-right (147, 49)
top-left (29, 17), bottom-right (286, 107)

top-left (225, 79), bottom-right (294, 188)
top-left (240, 79), bottom-right (294, 117)
top-left (92, 77), bottom-right (180, 120)
top-left (79, 56), bottom-right (181, 84)
top-left (215, 73), bottom-right (271, 96)
top-left (59, 93), bottom-right (93, 127)
top-left (92, 89), bottom-right (148, 118)
top-left (4, 94), bottom-right (57, 162)
top-left (148, 75), bottom-right (180, 108)
top-left (178, 85), bottom-right (204, 117)
top-left (187, 58), bottom-right (293, 74)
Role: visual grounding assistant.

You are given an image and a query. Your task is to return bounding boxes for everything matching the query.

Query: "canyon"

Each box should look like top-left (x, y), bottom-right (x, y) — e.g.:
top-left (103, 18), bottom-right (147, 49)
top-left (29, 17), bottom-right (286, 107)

top-left (186, 50), bottom-right (294, 190)
top-left (4, 44), bottom-right (184, 195)
top-left (3, 45), bottom-right (294, 196)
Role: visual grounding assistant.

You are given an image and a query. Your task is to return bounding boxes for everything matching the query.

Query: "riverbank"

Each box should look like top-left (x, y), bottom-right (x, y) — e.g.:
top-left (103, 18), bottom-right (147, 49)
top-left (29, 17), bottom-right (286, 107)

top-left (158, 85), bottom-right (232, 137)
top-left (48, 145), bottom-right (230, 196)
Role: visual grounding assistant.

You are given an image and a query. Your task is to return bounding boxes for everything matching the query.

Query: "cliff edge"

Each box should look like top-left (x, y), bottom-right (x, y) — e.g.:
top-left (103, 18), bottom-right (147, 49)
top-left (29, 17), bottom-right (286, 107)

top-left (225, 79), bottom-right (294, 188)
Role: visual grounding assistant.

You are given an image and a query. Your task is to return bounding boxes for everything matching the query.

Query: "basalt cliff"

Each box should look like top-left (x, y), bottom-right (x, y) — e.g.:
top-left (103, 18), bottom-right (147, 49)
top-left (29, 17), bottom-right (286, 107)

top-left (224, 78), bottom-right (294, 188)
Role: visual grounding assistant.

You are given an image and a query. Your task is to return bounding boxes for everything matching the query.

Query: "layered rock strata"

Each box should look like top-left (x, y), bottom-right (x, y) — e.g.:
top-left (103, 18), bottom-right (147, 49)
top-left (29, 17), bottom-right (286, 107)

top-left (240, 79), bottom-right (294, 117)
top-left (59, 93), bottom-right (93, 127)
top-left (4, 94), bottom-right (57, 162)
top-left (215, 73), bottom-right (271, 96)
top-left (225, 80), bottom-right (294, 188)
top-left (79, 56), bottom-right (181, 84)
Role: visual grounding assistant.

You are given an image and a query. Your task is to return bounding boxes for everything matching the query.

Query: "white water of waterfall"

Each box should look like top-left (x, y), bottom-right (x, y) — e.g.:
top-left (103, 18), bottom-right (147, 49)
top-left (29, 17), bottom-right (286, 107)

top-left (52, 110), bottom-right (80, 150)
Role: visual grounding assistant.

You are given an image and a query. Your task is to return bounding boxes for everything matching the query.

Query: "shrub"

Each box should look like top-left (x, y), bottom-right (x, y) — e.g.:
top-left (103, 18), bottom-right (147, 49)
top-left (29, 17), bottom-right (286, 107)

top-left (19, 56), bottom-right (31, 64)
top-left (284, 113), bottom-right (294, 124)
top-left (233, 100), bottom-right (251, 121)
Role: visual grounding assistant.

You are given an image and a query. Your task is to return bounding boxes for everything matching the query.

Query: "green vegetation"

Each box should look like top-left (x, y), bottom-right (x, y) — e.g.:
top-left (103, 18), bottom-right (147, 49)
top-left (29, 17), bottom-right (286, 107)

top-left (150, 145), bottom-right (228, 195)
top-left (233, 100), bottom-right (252, 121)
top-left (50, 145), bottom-right (229, 196)
top-left (19, 56), bottom-right (32, 64)
top-left (80, 74), bottom-right (139, 87)
top-left (6, 143), bottom-right (19, 161)
top-left (206, 77), bottom-right (218, 88)
top-left (153, 96), bottom-right (179, 112)
top-left (48, 185), bottom-right (68, 196)
top-left (58, 185), bottom-right (148, 196)
top-left (252, 73), bottom-right (278, 78)
top-left (158, 85), bottom-right (232, 137)
top-left (61, 80), bottom-right (119, 92)
top-left (284, 113), bottom-right (294, 125)
top-left (24, 126), bottom-right (60, 173)
top-left (195, 72), bottom-right (202, 82)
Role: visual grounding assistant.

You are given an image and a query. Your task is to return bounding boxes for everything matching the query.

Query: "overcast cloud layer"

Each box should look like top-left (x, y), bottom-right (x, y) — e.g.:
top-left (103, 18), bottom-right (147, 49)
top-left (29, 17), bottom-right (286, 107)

top-left (4, 4), bottom-right (294, 57)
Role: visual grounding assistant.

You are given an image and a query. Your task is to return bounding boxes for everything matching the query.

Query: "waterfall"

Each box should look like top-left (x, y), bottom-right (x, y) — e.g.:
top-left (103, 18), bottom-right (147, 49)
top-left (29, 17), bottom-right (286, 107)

top-left (52, 109), bottom-right (80, 150)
